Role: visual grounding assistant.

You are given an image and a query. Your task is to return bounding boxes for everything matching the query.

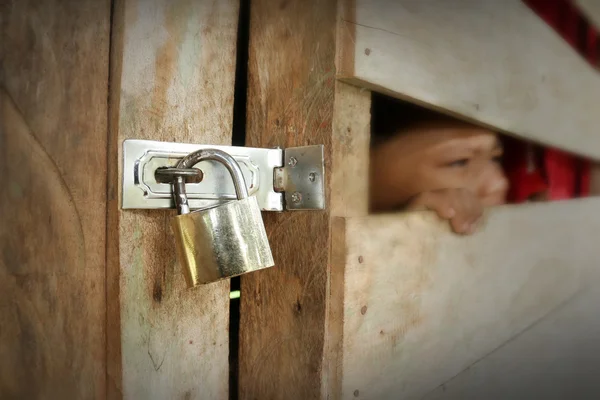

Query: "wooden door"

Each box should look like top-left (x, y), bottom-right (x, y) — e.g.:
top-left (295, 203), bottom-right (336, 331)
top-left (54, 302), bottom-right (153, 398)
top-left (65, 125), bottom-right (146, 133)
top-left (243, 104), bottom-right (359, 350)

top-left (1, 0), bottom-right (239, 399)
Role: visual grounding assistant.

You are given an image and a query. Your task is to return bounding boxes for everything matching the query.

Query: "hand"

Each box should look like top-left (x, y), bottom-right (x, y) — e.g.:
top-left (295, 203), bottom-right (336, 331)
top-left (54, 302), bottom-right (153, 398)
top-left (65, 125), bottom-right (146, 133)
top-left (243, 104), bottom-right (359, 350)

top-left (405, 188), bottom-right (483, 235)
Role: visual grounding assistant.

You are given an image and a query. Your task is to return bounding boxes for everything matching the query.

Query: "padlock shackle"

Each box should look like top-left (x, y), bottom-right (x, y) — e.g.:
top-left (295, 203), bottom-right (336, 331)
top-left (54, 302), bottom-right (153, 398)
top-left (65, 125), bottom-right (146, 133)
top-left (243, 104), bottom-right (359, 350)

top-left (173, 148), bottom-right (249, 215)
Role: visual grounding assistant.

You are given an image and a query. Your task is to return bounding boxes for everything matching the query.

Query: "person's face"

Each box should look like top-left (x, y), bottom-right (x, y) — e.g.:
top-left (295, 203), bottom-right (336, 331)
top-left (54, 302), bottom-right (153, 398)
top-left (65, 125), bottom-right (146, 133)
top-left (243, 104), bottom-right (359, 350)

top-left (370, 120), bottom-right (509, 210)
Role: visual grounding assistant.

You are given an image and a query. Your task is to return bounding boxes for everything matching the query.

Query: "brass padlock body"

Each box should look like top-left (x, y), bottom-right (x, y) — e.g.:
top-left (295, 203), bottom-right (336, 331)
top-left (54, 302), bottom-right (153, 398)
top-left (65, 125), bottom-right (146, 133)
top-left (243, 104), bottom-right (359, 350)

top-left (171, 148), bottom-right (274, 287)
top-left (171, 196), bottom-right (273, 286)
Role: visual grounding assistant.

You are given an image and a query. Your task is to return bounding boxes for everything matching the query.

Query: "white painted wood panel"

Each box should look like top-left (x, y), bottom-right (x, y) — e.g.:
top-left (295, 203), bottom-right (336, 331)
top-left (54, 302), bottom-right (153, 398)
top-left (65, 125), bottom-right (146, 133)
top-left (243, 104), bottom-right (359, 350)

top-left (337, 0), bottom-right (600, 160)
top-left (330, 198), bottom-right (600, 399)
top-left (423, 286), bottom-right (600, 400)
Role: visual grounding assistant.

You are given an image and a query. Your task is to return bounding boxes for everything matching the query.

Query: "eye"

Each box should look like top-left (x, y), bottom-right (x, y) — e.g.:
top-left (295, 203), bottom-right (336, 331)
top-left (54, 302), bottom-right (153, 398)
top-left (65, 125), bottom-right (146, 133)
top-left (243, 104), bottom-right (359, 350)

top-left (446, 158), bottom-right (470, 167)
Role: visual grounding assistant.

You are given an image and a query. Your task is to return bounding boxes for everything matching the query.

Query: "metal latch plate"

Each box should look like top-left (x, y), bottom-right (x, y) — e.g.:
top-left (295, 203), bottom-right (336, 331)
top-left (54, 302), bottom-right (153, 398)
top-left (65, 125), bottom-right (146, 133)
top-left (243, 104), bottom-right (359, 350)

top-left (121, 139), bottom-right (325, 212)
top-left (122, 139), bottom-right (283, 211)
top-left (276, 146), bottom-right (326, 210)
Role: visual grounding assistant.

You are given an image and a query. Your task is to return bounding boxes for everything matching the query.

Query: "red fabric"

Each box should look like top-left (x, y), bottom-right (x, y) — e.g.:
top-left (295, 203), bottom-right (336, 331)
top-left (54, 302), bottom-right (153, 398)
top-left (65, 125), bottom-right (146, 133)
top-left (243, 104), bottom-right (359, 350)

top-left (507, 0), bottom-right (596, 202)
top-left (503, 139), bottom-right (548, 203)
top-left (544, 149), bottom-right (578, 200)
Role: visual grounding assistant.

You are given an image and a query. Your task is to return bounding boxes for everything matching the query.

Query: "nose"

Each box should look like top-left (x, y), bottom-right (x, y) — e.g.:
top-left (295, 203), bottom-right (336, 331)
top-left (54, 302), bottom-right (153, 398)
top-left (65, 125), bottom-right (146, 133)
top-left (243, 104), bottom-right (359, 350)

top-left (477, 164), bottom-right (509, 206)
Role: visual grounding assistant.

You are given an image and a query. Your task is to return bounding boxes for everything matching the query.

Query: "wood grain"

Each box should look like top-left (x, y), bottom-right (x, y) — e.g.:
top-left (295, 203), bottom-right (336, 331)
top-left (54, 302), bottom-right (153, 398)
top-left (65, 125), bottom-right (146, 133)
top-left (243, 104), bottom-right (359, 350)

top-left (324, 82), bottom-right (371, 399)
top-left (239, 1), bottom-right (336, 398)
top-left (337, 0), bottom-right (600, 161)
top-left (330, 82), bottom-right (371, 218)
top-left (0, 0), bottom-right (110, 397)
top-left (107, 1), bottom-right (239, 398)
top-left (330, 198), bottom-right (600, 400)
top-left (239, 1), bottom-right (374, 398)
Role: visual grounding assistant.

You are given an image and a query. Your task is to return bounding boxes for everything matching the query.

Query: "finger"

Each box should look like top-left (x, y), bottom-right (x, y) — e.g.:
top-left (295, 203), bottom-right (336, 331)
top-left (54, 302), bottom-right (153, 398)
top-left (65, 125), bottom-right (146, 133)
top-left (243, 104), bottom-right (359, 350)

top-left (438, 206), bottom-right (456, 219)
top-left (449, 206), bottom-right (474, 234)
top-left (459, 208), bottom-right (484, 235)
top-left (467, 216), bottom-right (482, 235)
top-left (416, 191), bottom-right (457, 220)
top-left (457, 191), bottom-right (483, 221)
top-left (450, 216), bottom-right (471, 235)
top-left (451, 196), bottom-right (482, 235)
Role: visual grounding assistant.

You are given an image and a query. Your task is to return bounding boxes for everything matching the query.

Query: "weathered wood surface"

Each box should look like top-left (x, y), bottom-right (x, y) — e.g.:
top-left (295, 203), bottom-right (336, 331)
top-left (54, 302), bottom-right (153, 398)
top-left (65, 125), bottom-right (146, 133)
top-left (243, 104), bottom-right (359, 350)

top-left (0, 0), bottom-right (110, 398)
top-left (108, 0), bottom-right (239, 398)
top-left (423, 286), bottom-right (600, 400)
top-left (330, 198), bottom-right (600, 400)
top-left (337, 0), bottom-right (600, 160)
top-left (330, 84), bottom-right (372, 218)
top-left (238, 0), bottom-right (372, 398)
top-left (239, 1), bottom-right (336, 398)
top-left (324, 83), bottom-right (371, 399)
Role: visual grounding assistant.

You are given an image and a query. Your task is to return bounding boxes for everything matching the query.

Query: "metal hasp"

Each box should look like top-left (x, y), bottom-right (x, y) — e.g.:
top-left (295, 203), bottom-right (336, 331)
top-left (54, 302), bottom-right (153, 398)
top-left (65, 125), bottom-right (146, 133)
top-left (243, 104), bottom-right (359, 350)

top-left (274, 146), bottom-right (325, 210)
top-left (121, 139), bottom-right (325, 212)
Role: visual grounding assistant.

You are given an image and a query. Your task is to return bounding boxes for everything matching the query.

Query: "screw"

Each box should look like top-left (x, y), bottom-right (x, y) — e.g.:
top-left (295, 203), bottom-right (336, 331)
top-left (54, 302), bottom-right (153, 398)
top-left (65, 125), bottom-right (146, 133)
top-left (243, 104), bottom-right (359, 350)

top-left (291, 192), bottom-right (302, 203)
top-left (288, 157), bottom-right (298, 167)
top-left (308, 172), bottom-right (316, 182)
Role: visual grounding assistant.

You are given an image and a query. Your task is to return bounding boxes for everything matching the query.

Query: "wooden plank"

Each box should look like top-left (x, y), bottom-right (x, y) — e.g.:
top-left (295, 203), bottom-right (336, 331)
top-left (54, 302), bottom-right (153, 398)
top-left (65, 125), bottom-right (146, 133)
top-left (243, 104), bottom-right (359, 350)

top-left (422, 286), bottom-right (600, 399)
top-left (576, 0), bottom-right (600, 29)
top-left (325, 83), bottom-right (371, 399)
top-left (331, 198), bottom-right (600, 400)
top-left (239, 2), bottom-right (336, 398)
top-left (0, 0), bottom-right (110, 398)
top-left (238, 0), bottom-right (372, 397)
top-left (107, 1), bottom-right (239, 398)
top-left (330, 84), bottom-right (372, 218)
top-left (337, 0), bottom-right (600, 161)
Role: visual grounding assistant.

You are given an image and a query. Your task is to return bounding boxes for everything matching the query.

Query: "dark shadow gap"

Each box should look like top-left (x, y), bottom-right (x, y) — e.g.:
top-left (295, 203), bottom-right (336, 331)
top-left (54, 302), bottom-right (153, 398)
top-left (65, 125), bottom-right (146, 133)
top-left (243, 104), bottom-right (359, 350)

top-left (229, 0), bottom-right (250, 399)
top-left (231, 0), bottom-right (250, 147)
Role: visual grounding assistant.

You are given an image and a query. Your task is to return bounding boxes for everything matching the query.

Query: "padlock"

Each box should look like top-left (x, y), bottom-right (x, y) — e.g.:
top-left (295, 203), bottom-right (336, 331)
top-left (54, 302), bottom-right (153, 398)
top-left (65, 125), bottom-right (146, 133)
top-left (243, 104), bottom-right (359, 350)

top-left (170, 148), bottom-right (274, 287)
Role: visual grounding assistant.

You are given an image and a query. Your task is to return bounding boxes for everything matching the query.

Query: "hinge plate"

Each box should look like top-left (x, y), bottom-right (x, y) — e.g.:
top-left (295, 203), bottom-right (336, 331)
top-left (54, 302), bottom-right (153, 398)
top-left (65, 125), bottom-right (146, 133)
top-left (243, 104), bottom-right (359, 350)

top-left (121, 139), bottom-right (325, 212)
top-left (276, 145), bottom-right (326, 210)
